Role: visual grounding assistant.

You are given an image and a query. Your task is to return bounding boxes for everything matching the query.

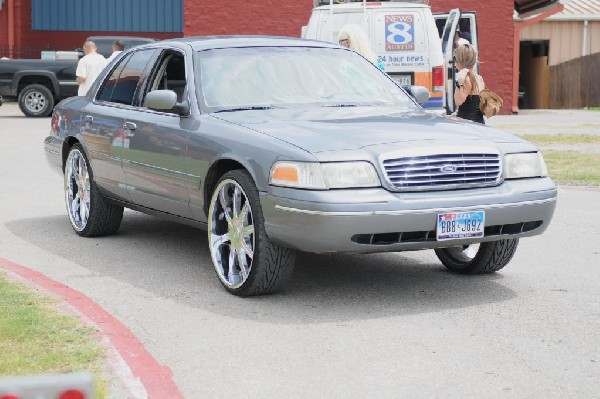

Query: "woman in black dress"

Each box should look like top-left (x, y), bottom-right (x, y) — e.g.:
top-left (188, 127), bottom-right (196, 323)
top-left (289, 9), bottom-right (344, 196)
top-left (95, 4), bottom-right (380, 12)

top-left (454, 44), bottom-right (485, 124)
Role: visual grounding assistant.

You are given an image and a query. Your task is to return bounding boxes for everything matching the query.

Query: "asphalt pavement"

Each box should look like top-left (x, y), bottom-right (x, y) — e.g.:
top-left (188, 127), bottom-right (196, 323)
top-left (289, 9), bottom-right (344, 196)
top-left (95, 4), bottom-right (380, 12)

top-left (0, 102), bottom-right (599, 398)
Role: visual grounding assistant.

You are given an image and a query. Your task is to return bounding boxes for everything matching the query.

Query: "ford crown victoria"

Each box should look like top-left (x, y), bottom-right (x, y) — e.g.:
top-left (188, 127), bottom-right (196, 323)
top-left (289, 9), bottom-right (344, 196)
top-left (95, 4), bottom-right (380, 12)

top-left (44, 36), bottom-right (557, 296)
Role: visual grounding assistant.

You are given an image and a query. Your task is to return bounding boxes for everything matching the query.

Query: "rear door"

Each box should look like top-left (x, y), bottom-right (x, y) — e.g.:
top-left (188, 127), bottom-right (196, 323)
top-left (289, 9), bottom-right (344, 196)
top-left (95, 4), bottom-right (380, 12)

top-left (80, 50), bottom-right (158, 201)
top-left (441, 8), bottom-right (460, 114)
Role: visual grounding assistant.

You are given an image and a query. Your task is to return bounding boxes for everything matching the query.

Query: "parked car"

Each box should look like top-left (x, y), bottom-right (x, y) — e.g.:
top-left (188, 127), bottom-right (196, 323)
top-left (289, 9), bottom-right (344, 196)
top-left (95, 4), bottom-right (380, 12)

top-left (0, 36), bottom-right (157, 117)
top-left (44, 36), bottom-right (557, 296)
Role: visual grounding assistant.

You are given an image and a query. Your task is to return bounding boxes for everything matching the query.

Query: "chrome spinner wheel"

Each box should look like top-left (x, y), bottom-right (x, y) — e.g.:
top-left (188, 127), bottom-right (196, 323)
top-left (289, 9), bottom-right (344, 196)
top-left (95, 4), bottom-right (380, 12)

top-left (208, 178), bottom-right (255, 288)
top-left (65, 147), bottom-right (90, 232)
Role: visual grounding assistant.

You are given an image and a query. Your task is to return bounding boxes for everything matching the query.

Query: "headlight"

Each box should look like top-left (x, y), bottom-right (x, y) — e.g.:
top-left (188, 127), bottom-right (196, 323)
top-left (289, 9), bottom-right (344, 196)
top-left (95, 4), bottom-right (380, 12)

top-left (270, 161), bottom-right (327, 189)
top-left (270, 161), bottom-right (380, 189)
top-left (504, 152), bottom-right (548, 179)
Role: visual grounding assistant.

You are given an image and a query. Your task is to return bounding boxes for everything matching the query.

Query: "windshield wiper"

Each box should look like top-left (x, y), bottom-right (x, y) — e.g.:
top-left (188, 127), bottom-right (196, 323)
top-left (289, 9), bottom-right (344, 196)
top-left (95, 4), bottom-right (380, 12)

top-left (213, 106), bottom-right (277, 113)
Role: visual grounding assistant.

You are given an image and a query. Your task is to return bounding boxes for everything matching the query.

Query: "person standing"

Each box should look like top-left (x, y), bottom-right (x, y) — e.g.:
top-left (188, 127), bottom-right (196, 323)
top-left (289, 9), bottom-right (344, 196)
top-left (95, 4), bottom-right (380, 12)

top-left (106, 39), bottom-right (125, 63)
top-left (76, 41), bottom-right (107, 96)
top-left (453, 43), bottom-right (485, 124)
top-left (337, 24), bottom-right (385, 71)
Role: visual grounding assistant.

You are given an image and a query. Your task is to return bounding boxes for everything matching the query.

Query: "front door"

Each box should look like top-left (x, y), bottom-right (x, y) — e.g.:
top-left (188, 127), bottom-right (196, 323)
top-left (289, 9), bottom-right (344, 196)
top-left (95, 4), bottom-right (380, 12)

top-left (119, 49), bottom-right (193, 218)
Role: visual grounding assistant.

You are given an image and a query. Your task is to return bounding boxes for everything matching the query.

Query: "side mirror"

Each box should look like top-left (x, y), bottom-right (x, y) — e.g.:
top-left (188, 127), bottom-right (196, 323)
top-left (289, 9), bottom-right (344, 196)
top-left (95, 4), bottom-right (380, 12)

top-left (145, 90), bottom-right (189, 115)
top-left (404, 85), bottom-right (430, 105)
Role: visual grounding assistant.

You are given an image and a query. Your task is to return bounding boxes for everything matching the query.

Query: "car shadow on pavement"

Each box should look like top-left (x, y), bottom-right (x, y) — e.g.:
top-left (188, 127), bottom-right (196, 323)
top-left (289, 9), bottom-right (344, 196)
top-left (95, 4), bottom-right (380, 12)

top-left (6, 212), bottom-right (516, 324)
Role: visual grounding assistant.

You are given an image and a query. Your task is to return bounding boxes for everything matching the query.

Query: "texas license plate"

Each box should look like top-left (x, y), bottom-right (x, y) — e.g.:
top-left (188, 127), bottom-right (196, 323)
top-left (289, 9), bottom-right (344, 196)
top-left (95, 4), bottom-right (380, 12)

top-left (436, 211), bottom-right (485, 241)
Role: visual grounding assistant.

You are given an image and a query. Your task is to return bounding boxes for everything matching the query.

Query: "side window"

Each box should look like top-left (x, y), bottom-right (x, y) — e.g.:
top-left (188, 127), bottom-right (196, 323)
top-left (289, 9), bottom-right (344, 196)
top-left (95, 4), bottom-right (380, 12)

top-left (97, 53), bottom-right (132, 102)
top-left (145, 51), bottom-right (187, 104)
top-left (96, 49), bottom-right (156, 106)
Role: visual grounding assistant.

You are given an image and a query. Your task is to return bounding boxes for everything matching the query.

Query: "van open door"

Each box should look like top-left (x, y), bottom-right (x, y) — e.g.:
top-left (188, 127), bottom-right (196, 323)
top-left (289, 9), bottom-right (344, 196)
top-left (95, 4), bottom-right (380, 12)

top-left (441, 8), bottom-right (460, 114)
top-left (434, 12), bottom-right (478, 57)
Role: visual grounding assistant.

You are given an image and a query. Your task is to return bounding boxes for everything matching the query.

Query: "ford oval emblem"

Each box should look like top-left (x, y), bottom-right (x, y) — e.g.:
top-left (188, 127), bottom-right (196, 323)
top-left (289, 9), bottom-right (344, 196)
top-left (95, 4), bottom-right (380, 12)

top-left (440, 164), bottom-right (457, 173)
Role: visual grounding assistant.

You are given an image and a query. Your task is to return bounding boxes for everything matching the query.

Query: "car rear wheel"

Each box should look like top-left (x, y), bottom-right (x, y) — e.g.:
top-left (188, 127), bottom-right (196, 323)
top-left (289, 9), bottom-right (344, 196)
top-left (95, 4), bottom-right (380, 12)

top-left (208, 170), bottom-right (296, 296)
top-left (18, 84), bottom-right (55, 117)
top-left (65, 144), bottom-right (123, 237)
top-left (434, 239), bottom-right (519, 274)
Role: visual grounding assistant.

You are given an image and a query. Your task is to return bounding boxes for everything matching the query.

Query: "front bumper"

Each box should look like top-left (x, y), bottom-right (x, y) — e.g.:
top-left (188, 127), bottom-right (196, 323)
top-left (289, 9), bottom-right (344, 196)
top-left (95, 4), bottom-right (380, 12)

top-left (261, 178), bottom-right (557, 253)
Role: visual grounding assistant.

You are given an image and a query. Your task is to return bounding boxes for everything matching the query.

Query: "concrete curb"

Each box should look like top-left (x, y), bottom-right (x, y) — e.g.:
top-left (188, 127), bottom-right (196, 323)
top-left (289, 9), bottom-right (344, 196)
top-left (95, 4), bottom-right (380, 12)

top-left (0, 257), bottom-right (184, 399)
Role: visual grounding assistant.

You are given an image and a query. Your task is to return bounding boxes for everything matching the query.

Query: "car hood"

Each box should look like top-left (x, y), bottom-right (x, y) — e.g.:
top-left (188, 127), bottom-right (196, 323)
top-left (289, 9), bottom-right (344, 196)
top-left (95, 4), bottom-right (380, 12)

top-left (210, 106), bottom-right (524, 153)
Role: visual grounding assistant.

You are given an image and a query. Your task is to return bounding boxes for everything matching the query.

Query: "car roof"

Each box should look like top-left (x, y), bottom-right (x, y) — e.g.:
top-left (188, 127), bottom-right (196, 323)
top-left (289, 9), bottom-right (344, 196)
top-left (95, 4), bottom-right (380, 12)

top-left (154, 35), bottom-right (340, 51)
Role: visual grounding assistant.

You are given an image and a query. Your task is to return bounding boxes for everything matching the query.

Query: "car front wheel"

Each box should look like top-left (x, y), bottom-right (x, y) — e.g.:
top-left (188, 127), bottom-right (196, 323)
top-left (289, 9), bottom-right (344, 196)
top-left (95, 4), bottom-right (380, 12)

top-left (434, 239), bottom-right (519, 274)
top-left (208, 170), bottom-right (296, 296)
top-left (18, 84), bottom-right (55, 117)
top-left (64, 144), bottom-right (123, 237)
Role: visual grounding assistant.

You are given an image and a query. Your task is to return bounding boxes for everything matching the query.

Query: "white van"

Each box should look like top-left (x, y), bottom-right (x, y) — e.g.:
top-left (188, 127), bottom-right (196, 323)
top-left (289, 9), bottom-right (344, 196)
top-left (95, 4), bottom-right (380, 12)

top-left (302, 0), bottom-right (446, 114)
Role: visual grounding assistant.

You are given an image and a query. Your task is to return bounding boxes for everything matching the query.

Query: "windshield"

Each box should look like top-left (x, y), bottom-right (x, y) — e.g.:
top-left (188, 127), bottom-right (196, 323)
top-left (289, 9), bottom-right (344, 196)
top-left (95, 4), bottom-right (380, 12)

top-left (196, 46), bottom-right (417, 111)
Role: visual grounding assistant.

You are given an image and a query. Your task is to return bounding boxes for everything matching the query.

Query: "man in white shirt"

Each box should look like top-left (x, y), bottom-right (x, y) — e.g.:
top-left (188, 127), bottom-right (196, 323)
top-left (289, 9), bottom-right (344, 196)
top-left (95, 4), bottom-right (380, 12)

top-left (106, 39), bottom-right (125, 64)
top-left (76, 41), bottom-right (107, 96)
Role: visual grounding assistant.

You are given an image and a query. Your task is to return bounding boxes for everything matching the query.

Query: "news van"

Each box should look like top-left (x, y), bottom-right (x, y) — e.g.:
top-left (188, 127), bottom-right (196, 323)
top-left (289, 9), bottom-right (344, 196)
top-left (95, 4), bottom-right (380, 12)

top-left (302, 0), bottom-right (446, 114)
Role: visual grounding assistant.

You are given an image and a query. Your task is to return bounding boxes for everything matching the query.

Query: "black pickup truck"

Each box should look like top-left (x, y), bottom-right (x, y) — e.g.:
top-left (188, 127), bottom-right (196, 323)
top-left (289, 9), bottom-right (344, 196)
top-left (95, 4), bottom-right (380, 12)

top-left (0, 36), bottom-right (157, 117)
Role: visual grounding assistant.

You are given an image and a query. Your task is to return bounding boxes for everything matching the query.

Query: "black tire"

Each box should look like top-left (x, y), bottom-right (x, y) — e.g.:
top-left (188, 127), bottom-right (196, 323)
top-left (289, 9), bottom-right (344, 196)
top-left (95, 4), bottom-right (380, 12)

top-left (18, 84), bottom-right (55, 117)
top-left (434, 239), bottom-right (519, 274)
top-left (208, 169), bottom-right (296, 296)
top-left (64, 144), bottom-right (123, 237)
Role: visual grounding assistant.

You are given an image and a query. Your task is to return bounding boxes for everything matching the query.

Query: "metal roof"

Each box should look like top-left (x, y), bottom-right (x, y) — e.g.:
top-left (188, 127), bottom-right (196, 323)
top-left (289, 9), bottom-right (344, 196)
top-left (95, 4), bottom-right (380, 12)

top-left (31, 0), bottom-right (183, 32)
top-left (548, 0), bottom-right (600, 20)
top-left (563, 0), bottom-right (600, 14)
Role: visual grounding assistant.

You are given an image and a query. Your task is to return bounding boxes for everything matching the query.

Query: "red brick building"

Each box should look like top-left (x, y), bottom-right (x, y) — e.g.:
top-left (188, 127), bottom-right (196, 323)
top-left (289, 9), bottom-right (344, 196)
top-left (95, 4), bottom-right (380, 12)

top-left (2, 0), bottom-right (564, 113)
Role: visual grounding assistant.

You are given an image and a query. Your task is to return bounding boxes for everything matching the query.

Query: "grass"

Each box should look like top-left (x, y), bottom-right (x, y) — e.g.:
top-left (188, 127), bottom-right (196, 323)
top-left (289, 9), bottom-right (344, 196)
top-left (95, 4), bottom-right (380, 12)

top-left (511, 134), bottom-right (600, 186)
top-left (519, 134), bottom-right (600, 145)
top-left (541, 150), bottom-right (600, 186)
top-left (0, 273), bottom-right (107, 397)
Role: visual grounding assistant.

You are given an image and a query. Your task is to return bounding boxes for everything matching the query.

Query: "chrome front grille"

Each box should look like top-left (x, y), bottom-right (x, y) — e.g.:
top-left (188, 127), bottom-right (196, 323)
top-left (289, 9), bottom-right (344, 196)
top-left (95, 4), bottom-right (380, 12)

top-left (382, 152), bottom-right (502, 191)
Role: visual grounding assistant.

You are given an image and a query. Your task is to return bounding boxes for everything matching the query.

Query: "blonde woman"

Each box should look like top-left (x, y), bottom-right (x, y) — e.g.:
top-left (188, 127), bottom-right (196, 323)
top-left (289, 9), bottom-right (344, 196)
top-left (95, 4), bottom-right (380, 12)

top-left (337, 24), bottom-right (385, 71)
top-left (454, 43), bottom-right (485, 124)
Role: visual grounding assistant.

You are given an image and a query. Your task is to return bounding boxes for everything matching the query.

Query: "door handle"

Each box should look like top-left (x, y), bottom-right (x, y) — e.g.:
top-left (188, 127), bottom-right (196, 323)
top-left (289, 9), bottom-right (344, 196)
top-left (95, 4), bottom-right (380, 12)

top-left (124, 122), bottom-right (137, 137)
top-left (85, 115), bottom-right (93, 123)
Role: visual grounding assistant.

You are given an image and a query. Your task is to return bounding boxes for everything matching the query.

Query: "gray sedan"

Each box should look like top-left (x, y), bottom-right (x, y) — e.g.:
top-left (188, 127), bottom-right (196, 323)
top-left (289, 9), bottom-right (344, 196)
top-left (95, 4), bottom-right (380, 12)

top-left (44, 36), bottom-right (557, 296)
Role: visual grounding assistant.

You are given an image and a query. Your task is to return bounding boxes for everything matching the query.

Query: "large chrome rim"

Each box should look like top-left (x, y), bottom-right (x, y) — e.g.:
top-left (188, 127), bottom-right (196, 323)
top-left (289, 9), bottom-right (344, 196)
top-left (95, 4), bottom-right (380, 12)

top-left (65, 149), bottom-right (90, 232)
top-left (208, 179), bottom-right (255, 288)
top-left (446, 244), bottom-right (480, 263)
top-left (23, 90), bottom-right (47, 114)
